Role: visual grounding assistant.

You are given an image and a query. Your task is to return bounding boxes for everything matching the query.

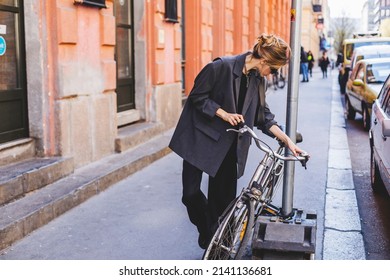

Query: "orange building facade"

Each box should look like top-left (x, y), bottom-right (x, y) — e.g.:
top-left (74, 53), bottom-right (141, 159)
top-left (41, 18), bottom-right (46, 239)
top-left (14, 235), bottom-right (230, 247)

top-left (0, 0), bottom-right (292, 169)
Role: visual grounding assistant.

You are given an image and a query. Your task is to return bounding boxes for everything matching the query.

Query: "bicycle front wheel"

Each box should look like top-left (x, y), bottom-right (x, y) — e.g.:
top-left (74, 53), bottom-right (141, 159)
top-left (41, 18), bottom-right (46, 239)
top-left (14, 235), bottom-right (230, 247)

top-left (202, 197), bottom-right (255, 260)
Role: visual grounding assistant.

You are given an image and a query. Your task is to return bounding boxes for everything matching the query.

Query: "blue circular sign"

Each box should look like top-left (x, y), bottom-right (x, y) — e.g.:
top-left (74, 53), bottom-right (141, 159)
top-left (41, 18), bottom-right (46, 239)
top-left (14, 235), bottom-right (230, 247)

top-left (0, 36), bottom-right (6, 56)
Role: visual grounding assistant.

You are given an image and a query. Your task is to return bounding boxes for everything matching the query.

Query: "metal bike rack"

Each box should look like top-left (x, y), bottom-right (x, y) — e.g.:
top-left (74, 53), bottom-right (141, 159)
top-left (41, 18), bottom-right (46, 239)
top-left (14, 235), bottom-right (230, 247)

top-left (251, 209), bottom-right (317, 260)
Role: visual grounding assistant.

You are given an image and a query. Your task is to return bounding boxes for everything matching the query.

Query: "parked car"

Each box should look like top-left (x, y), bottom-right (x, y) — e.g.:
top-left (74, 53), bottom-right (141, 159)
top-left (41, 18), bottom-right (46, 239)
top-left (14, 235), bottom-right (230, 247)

top-left (345, 57), bottom-right (390, 130)
top-left (338, 36), bottom-right (390, 94)
top-left (349, 45), bottom-right (390, 76)
top-left (369, 74), bottom-right (390, 194)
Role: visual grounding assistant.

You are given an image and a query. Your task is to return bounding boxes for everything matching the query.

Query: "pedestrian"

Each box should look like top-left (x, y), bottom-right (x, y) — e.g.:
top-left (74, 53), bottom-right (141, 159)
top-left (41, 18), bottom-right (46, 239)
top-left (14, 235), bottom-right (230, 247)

top-left (307, 50), bottom-right (314, 78)
top-left (169, 33), bottom-right (305, 249)
top-left (319, 51), bottom-right (330, 78)
top-left (300, 46), bottom-right (309, 82)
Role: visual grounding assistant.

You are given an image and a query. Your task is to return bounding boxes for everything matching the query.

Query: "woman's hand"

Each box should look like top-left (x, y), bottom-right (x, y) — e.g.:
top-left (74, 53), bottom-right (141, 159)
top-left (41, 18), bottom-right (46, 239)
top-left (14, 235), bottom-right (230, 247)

top-left (269, 125), bottom-right (308, 157)
top-left (286, 139), bottom-right (306, 157)
top-left (216, 108), bottom-right (244, 126)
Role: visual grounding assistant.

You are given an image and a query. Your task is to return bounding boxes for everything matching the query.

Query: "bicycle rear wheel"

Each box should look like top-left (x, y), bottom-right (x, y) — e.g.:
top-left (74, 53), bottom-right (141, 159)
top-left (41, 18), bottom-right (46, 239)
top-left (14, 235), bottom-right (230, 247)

top-left (277, 76), bottom-right (285, 89)
top-left (202, 197), bottom-right (255, 260)
top-left (272, 75), bottom-right (278, 90)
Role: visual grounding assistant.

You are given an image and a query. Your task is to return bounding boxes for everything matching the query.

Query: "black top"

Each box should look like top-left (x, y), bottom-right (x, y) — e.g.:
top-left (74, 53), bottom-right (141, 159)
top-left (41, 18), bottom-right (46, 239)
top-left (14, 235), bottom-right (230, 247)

top-left (237, 74), bottom-right (249, 114)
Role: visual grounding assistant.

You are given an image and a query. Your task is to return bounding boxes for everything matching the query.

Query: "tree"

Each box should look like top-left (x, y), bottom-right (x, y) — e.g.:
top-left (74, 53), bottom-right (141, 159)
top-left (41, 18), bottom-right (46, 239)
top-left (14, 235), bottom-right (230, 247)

top-left (330, 14), bottom-right (358, 54)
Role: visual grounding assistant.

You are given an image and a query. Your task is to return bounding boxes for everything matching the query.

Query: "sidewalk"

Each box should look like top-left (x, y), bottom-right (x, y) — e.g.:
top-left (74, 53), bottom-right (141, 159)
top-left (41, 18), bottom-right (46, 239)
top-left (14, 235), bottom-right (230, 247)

top-left (322, 73), bottom-right (365, 259)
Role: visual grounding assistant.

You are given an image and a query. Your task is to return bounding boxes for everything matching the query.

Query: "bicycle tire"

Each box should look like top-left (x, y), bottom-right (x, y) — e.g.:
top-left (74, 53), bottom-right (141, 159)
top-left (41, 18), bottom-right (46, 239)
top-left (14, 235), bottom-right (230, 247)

top-left (277, 76), bottom-right (285, 89)
top-left (202, 197), bottom-right (255, 260)
top-left (272, 75), bottom-right (278, 90)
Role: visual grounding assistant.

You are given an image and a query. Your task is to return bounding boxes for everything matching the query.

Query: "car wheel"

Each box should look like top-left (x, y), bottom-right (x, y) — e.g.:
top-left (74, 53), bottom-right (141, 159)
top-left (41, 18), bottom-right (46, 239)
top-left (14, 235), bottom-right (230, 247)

top-left (362, 105), bottom-right (370, 131)
top-left (370, 148), bottom-right (385, 192)
top-left (345, 96), bottom-right (356, 120)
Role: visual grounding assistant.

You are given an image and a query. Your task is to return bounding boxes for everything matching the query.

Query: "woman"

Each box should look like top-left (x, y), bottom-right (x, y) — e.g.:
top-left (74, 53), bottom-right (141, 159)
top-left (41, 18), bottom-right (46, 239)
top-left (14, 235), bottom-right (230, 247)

top-left (307, 50), bottom-right (314, 77)
top-left (169, 34), bottom-right (305, 249)
top-left (319, 51), bottom-right (330, 78)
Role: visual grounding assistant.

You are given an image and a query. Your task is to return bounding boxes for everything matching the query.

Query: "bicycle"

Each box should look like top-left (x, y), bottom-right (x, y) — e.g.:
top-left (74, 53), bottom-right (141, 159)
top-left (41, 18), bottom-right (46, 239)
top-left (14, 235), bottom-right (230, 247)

top-left (272, 70), bottom-right (286, 90)
top-left (202, 125), bottom-right (309, 260)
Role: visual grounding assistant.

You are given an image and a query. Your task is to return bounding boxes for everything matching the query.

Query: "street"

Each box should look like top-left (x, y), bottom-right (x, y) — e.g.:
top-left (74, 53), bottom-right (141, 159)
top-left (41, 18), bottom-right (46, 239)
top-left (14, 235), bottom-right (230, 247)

top-left (344, 100), bottom-right (390, 259)
top-left (0, 68), bottom-right (388, 260)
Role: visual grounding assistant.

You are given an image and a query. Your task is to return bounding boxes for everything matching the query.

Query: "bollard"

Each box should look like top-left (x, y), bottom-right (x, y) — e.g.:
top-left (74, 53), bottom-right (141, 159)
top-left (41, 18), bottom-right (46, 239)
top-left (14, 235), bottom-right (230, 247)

top-left (251, 209), bottom-right (317, 260)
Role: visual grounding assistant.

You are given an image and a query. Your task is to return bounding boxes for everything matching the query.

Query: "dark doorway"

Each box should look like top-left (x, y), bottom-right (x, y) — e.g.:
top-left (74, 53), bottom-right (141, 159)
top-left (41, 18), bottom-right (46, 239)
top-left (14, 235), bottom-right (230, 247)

top-left (114, 0), bottom-right (135, 113)
top-left (0, 0), bottom-right (28, 144)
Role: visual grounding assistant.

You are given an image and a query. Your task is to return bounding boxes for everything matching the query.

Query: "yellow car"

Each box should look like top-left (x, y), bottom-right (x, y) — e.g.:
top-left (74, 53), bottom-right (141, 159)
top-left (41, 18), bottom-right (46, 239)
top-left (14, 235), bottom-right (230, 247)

top-left (345, 57), bottom-right (390, 131)
top-left (338, 37), bottom-right (390, 94)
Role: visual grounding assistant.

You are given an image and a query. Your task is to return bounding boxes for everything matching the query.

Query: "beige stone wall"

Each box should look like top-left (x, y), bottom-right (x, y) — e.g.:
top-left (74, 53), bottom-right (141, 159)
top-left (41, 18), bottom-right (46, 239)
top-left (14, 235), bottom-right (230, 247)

top-left (55, 1), bottom-right (117, 168)
top-left (24, 0), bottom-right (116, 168)
top-left (154, 83), bottom-right (182, 129)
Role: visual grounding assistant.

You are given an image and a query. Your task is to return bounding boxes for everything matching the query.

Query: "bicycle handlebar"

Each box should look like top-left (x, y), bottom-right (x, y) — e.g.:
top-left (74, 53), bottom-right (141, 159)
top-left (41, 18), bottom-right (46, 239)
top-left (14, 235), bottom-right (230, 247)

top-left (227, 125), bottom-right (309, 167)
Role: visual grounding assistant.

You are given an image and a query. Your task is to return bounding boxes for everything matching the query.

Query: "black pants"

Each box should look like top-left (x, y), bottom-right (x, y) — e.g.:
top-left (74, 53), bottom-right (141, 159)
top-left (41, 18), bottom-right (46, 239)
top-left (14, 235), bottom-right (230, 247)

top-left (181, 142), bottom-right (237, 238)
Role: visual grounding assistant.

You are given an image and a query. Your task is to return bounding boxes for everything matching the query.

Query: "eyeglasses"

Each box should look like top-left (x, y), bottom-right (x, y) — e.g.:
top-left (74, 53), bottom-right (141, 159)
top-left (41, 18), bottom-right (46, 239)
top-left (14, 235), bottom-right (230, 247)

top-left (270, 67), bottom-right (278, 75)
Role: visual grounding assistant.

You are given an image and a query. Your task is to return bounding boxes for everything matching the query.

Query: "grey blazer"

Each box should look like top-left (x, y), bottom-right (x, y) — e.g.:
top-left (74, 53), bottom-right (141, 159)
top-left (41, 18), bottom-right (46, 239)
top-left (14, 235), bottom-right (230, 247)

top-left (169, 52), bottom-right (277, 178)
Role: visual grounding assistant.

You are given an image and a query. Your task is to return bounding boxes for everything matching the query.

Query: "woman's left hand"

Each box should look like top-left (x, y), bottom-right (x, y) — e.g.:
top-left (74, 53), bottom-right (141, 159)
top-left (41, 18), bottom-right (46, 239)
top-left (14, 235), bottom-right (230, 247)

top-left (287, 139), bottom-right (307, 157)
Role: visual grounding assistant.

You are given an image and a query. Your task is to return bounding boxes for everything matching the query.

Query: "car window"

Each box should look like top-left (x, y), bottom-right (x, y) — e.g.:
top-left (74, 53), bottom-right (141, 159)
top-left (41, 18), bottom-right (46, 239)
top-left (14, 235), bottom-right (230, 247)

top-left (356, 55), bottom-right (364, 61)
top-left (364, 53), bottom-right (390, 60)
top-left (351, 55), bottom-right (363, 69)
top-left (366, 63), bottom-right (390, 84)
top-left (382, 87), bottom-right (390, 112)
top-left (385, 88), bottom-right (390, 116)
top-left (346, 44), bottom-right (354, 60)
top-left (347, 41), bottom-right (390, 60)
top-left (379, 76), bottom-right (390, 107)
top-left (378, 84), bottom-right (387, 104)
top-left (356, 65), bottom-right (365, 81)
top-left (350, 64), bottom-right (359, 79)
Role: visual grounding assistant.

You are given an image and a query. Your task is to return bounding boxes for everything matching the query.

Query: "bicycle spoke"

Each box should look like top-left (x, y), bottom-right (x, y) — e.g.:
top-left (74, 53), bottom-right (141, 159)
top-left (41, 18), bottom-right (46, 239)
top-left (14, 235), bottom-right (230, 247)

top-left (203, 199), bottom-right (254, 260)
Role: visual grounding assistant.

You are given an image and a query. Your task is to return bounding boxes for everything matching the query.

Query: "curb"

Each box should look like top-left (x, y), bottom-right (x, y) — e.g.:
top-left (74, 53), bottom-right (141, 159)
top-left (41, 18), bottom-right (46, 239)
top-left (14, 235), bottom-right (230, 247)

top-left (322, 76), bottom-right (366, 260)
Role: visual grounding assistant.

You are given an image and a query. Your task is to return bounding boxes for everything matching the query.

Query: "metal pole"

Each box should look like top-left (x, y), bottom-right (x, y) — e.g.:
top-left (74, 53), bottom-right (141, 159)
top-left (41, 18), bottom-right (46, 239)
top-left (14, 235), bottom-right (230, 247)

top-left (281, 0), bottom-right (302, 217)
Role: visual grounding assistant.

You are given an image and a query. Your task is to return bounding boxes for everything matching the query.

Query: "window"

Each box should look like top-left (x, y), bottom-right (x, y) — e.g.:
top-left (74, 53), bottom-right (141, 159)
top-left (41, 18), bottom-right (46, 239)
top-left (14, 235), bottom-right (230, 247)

top-left (381, 80), bottom-right (390, 109)
top-left (73, 0), bottom-right (106, 8)
top-left (115, 0), bottom-right (136, 113)
top-left (381, 91), bottom-right (389, 114)
top-left (378, 82), bottom-right (389, 105)
top-left (384, 87), bottom-right (390, 115)
top-left (350, 63), bottom-right (359, 79)
top-left (357, 66), bottom-right (365, 81)
top-left (165, 0), bottom-right (178, 23)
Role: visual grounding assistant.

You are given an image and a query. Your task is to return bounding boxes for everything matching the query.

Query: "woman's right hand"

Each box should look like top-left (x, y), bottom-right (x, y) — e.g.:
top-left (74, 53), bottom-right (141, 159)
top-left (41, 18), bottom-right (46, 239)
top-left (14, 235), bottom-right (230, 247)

top-left (216, 108), bottom-right (244, 126)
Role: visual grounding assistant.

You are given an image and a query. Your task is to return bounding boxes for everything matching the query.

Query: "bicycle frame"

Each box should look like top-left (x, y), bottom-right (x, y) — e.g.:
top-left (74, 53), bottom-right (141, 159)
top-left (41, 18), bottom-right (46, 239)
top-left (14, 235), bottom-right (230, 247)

top-left (228, 125), bottom-right (308, 216)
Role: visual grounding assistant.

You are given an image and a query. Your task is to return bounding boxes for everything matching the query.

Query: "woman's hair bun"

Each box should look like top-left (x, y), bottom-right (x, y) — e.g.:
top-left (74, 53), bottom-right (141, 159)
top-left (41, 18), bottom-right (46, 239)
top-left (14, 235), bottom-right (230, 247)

top-left (253, 33), bottom-right (291, 68)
